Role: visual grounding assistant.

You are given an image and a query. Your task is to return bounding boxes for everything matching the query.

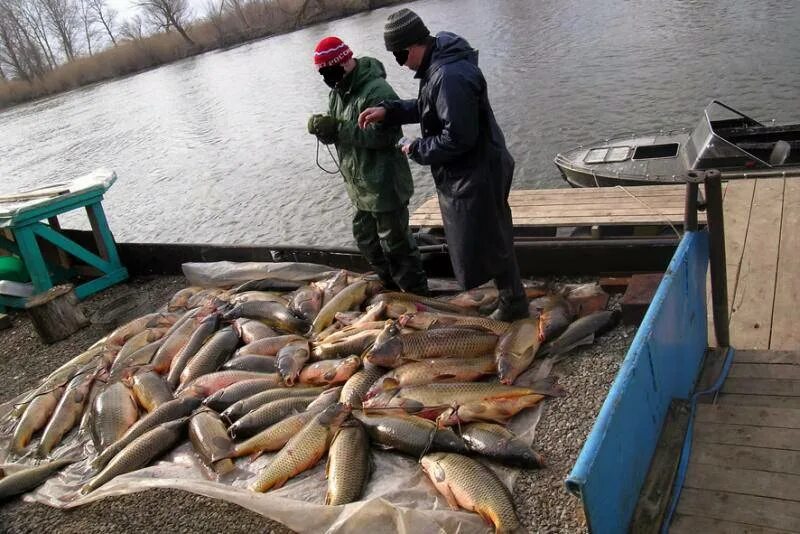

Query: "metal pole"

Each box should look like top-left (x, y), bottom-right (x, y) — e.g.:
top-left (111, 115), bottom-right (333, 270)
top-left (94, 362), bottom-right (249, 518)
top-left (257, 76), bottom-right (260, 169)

top-left (684, 172), bottom-right (702, 232)
top-left (704, 169), bottom-right (730, 347)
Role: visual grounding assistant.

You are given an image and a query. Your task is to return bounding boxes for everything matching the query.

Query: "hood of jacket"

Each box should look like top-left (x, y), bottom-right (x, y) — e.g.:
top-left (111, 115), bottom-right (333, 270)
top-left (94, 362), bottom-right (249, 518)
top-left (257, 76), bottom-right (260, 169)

top-left (338, 56), bottom-right (387, 95)
top-left (429, 31), bottom-right (478, 73)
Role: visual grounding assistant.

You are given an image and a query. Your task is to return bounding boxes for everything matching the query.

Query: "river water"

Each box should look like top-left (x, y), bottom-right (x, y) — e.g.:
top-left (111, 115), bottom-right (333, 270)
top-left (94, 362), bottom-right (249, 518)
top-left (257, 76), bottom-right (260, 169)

top-left (1, 0), bottom-right (798, 247)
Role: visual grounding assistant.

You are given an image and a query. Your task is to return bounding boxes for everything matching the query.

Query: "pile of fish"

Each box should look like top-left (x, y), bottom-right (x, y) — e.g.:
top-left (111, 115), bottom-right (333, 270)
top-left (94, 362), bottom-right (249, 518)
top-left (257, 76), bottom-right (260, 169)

top-left (1, 269), bottom-right (616, 532)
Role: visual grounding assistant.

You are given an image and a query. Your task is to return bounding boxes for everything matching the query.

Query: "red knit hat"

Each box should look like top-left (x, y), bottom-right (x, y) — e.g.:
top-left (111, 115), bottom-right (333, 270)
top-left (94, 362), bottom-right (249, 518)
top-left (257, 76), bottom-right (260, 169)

top-left (314, 36), bottom-right (353, 69)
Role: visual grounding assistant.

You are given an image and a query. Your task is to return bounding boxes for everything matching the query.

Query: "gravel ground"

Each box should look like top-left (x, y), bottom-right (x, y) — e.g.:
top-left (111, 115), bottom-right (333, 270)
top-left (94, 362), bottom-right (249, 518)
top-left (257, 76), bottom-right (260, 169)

top-left (0, 276), bottom-right (635, 534)
top-left (513, 321), bottom-right (637, 533)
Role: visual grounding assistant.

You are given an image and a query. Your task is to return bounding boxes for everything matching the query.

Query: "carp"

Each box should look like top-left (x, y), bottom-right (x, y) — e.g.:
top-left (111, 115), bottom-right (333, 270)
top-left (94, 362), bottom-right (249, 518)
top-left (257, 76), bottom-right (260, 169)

top-left (495, 318), bottom-right (539, 384)
top-left (367, 357), bottom-right (497, 399)
top-left (420, 452), bottom-right (521, 533)
top-left (459, 422), bottom-right (544, 468)
top-left (178, 326), bottom-right (239, 387)
top-left (82, 418), bottom-right (187, 494)
top-left (298, 356), bottom-right (361, 387)
top-left (248, 403), bottom-right (351, 493)
top-left (325, 420), bottom-right (370, 505)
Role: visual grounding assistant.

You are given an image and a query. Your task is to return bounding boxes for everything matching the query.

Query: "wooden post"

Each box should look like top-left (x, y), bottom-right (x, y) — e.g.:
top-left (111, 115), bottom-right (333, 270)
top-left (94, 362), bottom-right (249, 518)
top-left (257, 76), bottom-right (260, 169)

top-left (704, 169), bottom-right (730, 347)
top-left (684, 171), bottom-right (703, 232)
top-left (25, 284), bottom-right (88, 343)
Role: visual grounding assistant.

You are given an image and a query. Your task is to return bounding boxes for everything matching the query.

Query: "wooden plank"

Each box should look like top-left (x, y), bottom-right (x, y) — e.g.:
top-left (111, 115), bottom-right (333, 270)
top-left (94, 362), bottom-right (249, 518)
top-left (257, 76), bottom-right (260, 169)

top-left (630, 400), bottom-right (691, 533)
top-left (683, 463), bottom-right (800, 501)
top-left (721, 377), bottom-right (800, 397)
top-left (671, 514), bottom-right (794, 534)
top-left (770, 178), bottom-right (800, 350)
top-left (695, 404), bottom-right (800, 429)
top-left (690, 442), bottom-right (800, 475)
top-left (413, 198), bottom-right (693, 212)
top-left (414, 204), bottom-right (691, 216)
top-left (728, 363), bottom-right (800, 380)
top-left (676, 488), bottom-right (800, 532)
top-left (717, 394), bottom-right (800, 409)
top-left (720, 179), bottom-right (757, 317)
top-left (412, 213), bottom-right (689, 226)
top-left (694, 422), bottom-right (800, 450)
top-left (728, 178), bottom-right (784, 349)
top-left (735, 350), bottom-right (800, 364)
top-left (507, 185), bottom-right (689, 197)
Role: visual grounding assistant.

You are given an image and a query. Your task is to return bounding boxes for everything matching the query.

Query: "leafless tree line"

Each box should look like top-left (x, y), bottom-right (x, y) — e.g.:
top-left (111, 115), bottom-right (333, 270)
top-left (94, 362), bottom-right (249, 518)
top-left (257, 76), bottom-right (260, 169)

top-left (0, 0), bottom-right (398, 105)
top-left (0, 0), bottom-right (197, 80)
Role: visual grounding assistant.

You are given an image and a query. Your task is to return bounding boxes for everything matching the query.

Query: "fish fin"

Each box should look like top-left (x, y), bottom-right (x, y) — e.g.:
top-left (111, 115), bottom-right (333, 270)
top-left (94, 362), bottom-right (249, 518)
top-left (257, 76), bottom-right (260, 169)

top-left (475, 507), bottom-right (496, 527)
top-left (322, 370), bottom-right (337, 381)
top-left (382, 378), bottom-right (400, 391)
top-left (211, 437), bottom-right (232, 458)
top-left (248, 451), bottom-right (263, 463)
top-left (551, 334), bottom-right (595, 359)
top-left (441, 482), bottom-right (460, 511)
top-left (513, 375), bottom-right (566, 397)
top-left (433, 373), bottom-right (457, 381)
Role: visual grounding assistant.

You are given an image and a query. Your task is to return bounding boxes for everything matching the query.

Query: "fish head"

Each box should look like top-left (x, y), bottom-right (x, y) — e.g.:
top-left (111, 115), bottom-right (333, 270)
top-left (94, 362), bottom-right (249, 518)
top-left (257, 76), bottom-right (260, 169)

top-left (435, 407), bottom-right (461, 428)
top-left (317, 402), bottom-right (352, 428)
top-left (364, 336), bottom-right (403, 367)
top-left (221, 305), bottom-right (243, 321)
top-left (361, 388), bottom-right (399, 409)
top-left (339, 356), bottom-right (362, 376)
top-left (306, 386), bottom-right (342, 411)
top-left (496, 358), bottom-right (516, 385)
top-left (419, 452), bottom-right (447, 480)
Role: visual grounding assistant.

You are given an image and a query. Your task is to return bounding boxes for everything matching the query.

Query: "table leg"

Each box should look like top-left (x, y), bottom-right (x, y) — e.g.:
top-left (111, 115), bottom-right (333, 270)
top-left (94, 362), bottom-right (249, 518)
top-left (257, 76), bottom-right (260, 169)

top-left (13, 227), bottom-right (52, 293)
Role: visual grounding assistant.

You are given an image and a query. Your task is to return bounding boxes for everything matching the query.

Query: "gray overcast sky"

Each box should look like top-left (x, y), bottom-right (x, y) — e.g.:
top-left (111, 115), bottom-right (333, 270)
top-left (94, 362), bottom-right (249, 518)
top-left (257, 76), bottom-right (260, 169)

top-left (107, 0), bottom-right (206, 21)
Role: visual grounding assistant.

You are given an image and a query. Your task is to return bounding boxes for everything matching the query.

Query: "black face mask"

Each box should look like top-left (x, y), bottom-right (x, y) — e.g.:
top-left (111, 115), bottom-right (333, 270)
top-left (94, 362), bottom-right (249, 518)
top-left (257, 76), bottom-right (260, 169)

top-left (319, 65), bottom-right (346, 88)
top-left (392, 49), bottom-right (409, 66)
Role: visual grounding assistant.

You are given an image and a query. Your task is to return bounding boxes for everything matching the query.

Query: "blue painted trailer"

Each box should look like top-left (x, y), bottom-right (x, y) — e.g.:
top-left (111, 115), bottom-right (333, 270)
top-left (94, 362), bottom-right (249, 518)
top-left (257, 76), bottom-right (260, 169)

top-left (566, 230), bottom-right (710, 533)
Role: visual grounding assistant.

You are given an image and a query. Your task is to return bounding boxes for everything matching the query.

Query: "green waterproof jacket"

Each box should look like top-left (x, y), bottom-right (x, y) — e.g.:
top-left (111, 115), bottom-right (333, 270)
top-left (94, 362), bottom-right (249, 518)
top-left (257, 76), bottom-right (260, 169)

top-left (328, 57), bottom-right (414, 212)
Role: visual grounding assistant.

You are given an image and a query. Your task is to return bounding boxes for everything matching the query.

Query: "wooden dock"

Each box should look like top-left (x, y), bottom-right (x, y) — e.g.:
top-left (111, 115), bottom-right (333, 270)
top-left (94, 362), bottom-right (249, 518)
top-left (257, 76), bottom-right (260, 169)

top-left (709, 177), bottom-right (800, 350)
top-left (410, 184), bottom-right (712, 237)
top-left (412, 179), bottom-right (800, 532)
top-left (670, 349), bottom-right (800, 533)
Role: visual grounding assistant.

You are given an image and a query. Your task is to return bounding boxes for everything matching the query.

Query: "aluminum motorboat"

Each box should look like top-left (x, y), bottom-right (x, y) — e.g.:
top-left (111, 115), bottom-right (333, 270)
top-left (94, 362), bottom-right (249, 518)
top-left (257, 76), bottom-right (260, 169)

top-left (554, 100), bottom-right (800, 187)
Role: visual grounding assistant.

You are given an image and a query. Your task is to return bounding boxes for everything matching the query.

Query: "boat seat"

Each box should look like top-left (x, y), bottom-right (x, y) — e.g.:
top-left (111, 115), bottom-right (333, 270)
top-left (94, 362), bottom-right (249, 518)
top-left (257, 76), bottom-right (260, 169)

top-left (769, 140), bottom-right (791, 165)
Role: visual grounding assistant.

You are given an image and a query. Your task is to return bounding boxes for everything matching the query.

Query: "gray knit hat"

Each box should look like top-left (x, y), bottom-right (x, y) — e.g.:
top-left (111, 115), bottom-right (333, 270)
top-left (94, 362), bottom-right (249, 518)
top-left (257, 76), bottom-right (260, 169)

top-left (384, 8), bottom-right (430, 51)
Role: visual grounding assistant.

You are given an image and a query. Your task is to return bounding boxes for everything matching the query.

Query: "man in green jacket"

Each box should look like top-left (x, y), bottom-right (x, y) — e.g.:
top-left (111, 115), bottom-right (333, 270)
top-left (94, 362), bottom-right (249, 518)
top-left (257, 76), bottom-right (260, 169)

top-left (308, 36), bottom-right (428, 295)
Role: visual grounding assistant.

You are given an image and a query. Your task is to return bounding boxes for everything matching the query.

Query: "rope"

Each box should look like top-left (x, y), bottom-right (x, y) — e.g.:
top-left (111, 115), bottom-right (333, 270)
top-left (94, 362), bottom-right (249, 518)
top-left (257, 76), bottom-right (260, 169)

top-left (315, 138), bottom-right (341, 175)
top-left (660, 346), bottom-right (736, 533)
top-left (614, 185), bottom-right (682, 238)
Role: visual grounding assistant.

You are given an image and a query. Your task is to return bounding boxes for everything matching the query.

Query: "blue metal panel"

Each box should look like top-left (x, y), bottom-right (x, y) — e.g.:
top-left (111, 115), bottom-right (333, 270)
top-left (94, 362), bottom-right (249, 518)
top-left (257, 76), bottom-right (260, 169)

top-left (566, 230), bottom-right (709, 534)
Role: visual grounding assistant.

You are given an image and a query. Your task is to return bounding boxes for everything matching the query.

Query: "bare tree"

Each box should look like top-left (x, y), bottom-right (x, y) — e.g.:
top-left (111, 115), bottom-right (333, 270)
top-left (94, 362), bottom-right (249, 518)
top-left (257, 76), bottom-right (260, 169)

top-left (119, 13), bottom-right (146, 40)
top-left (17, 0), bottom-right (58, 68)
top-left (136, 0), bottom-right (194, 45)
top-left (0, 0), bottom-right (51, 79)
top-left (86, 0), bottom-right (114, 45)
top-left (76, 0), bottom-right (98, 54)
top-left (39, 0), bottom-right (80, 60)
top-left (203, 0), bottom-right (224, 41)
top-left (223, 0), bottom-right (248, 30)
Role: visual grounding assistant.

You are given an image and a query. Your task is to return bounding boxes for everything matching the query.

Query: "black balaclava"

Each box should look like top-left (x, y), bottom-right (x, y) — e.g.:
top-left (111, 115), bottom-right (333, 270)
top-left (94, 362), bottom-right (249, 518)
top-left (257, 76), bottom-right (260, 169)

top-left (319, 65), bottom-right (346, 89)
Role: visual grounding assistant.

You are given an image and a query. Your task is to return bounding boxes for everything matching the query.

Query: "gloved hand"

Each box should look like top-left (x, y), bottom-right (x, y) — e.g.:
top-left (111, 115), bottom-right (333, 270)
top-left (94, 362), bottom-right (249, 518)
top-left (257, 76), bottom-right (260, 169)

top-left (307, 114), bottom-right (339, 144)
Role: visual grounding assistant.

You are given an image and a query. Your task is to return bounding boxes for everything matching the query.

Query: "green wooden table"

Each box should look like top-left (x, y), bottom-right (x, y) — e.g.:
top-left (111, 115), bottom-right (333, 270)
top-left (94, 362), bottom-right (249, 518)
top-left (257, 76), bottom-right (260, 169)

top-left (0, 170), bottom-right (128, 310)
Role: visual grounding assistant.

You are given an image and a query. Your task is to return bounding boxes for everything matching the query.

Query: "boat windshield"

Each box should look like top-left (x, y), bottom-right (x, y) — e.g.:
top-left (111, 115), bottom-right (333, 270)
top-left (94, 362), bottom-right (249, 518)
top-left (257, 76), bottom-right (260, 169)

top-left (687, 101), bottom-right (769, 170)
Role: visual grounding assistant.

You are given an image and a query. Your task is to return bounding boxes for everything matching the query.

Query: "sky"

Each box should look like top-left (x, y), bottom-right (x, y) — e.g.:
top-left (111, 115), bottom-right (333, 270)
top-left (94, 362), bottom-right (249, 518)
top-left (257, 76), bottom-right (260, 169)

top-left (107, 0), bottom-right (206, 22)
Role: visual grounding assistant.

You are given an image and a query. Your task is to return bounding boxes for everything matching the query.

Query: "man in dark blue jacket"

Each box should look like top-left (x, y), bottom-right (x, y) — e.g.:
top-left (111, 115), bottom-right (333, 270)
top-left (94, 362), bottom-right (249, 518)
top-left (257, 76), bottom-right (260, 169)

top-left (358, 8), bottom-right (528, 321)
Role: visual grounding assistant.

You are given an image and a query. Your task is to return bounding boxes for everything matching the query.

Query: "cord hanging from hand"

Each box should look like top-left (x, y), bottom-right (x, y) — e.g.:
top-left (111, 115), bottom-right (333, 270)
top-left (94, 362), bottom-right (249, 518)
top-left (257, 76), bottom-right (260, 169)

top-left (315, 138), bottom-right (341, 175)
